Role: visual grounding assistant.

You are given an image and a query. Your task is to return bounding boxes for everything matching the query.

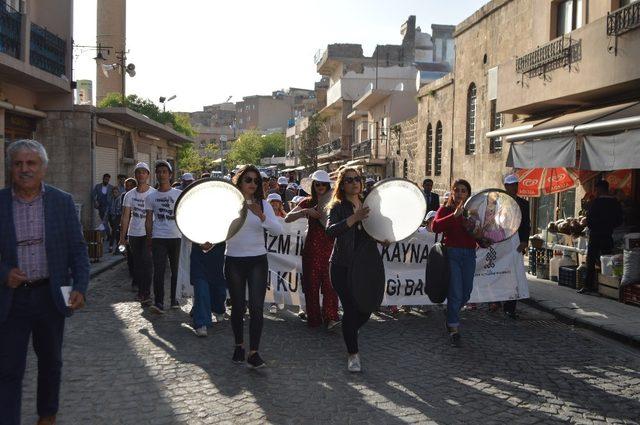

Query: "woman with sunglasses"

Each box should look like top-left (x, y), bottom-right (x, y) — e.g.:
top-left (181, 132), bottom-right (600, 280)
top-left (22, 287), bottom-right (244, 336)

top-left (285, 170), bottom-right (340, 330)
top-left (225, 165), bottom-right (282, 368)
top-left (432, 179), bottom-right (477, 348)
top-left (326, 167), bottom-right (380, 373)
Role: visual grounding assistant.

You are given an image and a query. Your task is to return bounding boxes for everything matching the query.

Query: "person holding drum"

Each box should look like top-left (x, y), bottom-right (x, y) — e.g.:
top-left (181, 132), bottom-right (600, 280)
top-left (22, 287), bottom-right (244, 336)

top-left (285, 170), bottom-right (340, 330)
top-left (225, 165), bottom-right (282, 368)
top-left (432, 179), bottom-right (477, 347)
top-left (326, 167), bottom-right (378, 372)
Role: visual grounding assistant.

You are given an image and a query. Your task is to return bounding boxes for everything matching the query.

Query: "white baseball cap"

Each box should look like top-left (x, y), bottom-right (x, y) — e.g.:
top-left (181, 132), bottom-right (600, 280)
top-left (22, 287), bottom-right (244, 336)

top-left (134, 162), bottom-right (150, 173)
top-left (292, 195), bottom-right (305, 204)
top-left (277, 176), bottom-right (289, 185)
top-left (260, 171), bottom-right (269, 179)
top-left (504, 174), bottom-right (519, 185)
top-left (155, 159), bottom-right (172, 173)
top-left (309, 170), bottom-right (332, 184)
top-left (425, 210), bottom-right (437, 222)
top-left (267, 193), bottom-right (282, 203)
top-left (181, 172), bottom-right (194, 181)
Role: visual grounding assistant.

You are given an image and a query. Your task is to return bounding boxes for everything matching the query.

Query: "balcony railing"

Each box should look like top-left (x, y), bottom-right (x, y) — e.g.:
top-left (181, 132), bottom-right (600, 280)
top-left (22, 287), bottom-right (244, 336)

top-left (0, 0), bottom-right (21, 59)
top-left (29, 23), bottom-right (66, 77)
top-left (608, 1), bottom-right (640, 37)
top-left (352, 139), bottom-right (372, 159)
top-left (515, 35), bottom-right (581, 78)
top-left (316, 138), bottom-right (343, 158)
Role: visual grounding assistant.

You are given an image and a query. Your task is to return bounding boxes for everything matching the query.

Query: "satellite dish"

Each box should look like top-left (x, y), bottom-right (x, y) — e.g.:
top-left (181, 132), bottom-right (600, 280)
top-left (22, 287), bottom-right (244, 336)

top-left (126, 63), bottom-right (136, 71)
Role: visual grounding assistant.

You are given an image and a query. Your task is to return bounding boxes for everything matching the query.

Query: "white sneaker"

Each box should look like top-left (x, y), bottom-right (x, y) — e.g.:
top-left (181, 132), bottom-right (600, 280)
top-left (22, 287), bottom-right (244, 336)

top-left (327, 320), bottom-right (341, 330)
top-left (348, 354), bottom-right (362, 373)
top-left (195, 326), bottom-right (208, 337)
top-left (269, 304), bottom-right (278, 314)
top-left (213, 313), bottom-right (225, 323)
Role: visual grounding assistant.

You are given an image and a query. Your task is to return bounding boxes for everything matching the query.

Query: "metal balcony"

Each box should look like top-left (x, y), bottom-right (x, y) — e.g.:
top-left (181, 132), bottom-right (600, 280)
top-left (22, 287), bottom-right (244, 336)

top-left (352, 139), bottom-right (372, 159)
top-left (515, 35), bottom-right (581, 78)
top-left (0, 0), bottom-right (21, 59)
top-left (316, 138), bottom-right (344, 159)
top-left (608, 1), bottom-right (640, 37)
top-left (30, 23), bottom-right (66, 77)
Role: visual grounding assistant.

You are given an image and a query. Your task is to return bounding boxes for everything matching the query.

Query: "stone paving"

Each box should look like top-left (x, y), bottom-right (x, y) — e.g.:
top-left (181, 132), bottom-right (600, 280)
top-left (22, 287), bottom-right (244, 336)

top-left (21, 263), bottom-right (640, 424)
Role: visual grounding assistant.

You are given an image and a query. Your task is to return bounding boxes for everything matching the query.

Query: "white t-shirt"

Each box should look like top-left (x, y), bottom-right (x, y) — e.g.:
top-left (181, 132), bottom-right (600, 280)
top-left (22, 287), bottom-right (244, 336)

top-left (123, 186), bottom-right (157, 237)
top-left (225, 199), bottom-right (283, 257)
top-left (145, 188), bottom-right (182, 239)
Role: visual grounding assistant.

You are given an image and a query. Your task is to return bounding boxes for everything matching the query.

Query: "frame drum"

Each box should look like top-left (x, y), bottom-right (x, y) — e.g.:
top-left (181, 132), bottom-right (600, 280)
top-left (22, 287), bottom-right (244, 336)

top-left (463, 189), bottom-right (522, 244)
top-left (362, 178), bottom-right (427, 243)
top-left (174, 178), bottom-right (247, 244)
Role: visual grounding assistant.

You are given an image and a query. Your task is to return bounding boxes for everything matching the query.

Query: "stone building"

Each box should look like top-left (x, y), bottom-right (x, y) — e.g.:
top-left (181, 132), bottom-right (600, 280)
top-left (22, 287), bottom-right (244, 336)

top-left (313, 16), bottom-right (455, 174)
top-left (0, 0), bottom-right (74, 187)
top-left (410, 0), bottom-right (640, 233)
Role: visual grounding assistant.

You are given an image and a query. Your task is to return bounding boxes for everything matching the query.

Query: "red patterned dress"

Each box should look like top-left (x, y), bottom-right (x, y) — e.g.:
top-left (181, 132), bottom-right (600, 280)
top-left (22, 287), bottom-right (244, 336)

top-left (299, 198), bottom-right (340, 327)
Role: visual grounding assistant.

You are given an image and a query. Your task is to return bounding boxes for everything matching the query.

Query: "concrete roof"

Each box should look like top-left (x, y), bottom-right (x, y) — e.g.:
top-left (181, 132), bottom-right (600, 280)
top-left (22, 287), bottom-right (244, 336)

top-left (96, 107), bottom-right (194, 144)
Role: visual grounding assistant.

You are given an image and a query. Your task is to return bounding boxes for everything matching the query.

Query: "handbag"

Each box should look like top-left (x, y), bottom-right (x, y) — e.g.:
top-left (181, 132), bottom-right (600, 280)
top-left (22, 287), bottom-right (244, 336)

top-left (425, 239), bottom-right (450, 303)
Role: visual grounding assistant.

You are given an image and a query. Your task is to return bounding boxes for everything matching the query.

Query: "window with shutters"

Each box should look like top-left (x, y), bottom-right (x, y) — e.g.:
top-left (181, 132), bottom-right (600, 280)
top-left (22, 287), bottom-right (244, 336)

top-left (489, 100), bottom-right (503, 153)
top-left (426, 123), bottom-right (433, 176)
top-left (435, 121), bottom-right (443, 176)
top-left (466, 83), bottom-right (477, 155)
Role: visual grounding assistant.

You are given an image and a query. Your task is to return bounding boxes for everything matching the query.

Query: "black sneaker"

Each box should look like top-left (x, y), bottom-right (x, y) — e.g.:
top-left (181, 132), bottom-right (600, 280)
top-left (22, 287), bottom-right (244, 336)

top-left (449, 332), bottom-right (461, 348)
top-left (141, 298), bottom-right (152, 308)
top-left (232, 346), bottom-right (245, 364)
top-left (298, 311), bottom-right (307, 322)
top-left (150, 303), bottom-right (165, 314)
top-left (504, 311), bottom-right (519, 320)
top-left (247, 352), bottom-right (266, 369)
top-left (170, 301), bottom-right (180, 310)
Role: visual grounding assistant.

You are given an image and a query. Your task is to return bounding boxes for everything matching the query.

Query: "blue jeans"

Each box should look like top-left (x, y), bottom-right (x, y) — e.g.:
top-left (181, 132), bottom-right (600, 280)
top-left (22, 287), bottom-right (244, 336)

top-left (191, 243), bottom-right (227, 328)
top-left (446, 247), bottom-right (476, 328)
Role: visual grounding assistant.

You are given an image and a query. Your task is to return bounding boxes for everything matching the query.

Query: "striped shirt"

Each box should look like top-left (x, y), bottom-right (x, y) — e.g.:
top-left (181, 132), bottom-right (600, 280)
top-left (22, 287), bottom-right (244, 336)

top-left (12, 185), bottom-right (49, 280)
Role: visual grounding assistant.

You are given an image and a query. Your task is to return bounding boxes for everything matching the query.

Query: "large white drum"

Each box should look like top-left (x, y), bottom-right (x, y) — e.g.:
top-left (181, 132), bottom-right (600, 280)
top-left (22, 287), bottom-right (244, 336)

top-left (175, 179), bottom-right (247, 244)
top-left (362, 178), bottom-right (427, 243)
top-left (463, 189), bottom-right (522, 244)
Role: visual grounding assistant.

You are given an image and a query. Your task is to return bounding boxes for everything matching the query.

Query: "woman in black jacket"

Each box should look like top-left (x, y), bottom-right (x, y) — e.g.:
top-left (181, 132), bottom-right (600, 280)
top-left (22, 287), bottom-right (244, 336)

top-left (326, 167), bottom-right (376, 373)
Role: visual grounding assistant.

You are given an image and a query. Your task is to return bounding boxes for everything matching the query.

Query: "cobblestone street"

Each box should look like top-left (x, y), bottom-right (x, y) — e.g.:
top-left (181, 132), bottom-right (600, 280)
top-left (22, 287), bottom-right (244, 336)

top-left (21, 264), bottom-right (640, 424)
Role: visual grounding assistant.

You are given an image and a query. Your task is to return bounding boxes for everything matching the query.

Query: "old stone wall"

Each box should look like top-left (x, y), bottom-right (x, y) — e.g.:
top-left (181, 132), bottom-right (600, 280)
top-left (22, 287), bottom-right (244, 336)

top-left (388, 117), bottom-right (419, 184)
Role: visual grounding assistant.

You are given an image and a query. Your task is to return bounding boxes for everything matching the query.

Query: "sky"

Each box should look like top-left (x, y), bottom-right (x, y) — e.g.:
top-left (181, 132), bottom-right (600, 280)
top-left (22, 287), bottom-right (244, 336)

top-left (73, 0), bottom-right (487, 112)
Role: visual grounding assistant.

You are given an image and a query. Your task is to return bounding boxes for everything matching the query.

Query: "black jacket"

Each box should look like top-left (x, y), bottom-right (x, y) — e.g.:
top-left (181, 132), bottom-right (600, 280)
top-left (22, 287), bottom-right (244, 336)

top-left (587, 196), bottom-right (623, 238)
top-left (326, 200), bottom-right (376, 268)
top-left (515, 196), bottom-right (531, 243)
top-left (424, 191), bottom-right (440, 214)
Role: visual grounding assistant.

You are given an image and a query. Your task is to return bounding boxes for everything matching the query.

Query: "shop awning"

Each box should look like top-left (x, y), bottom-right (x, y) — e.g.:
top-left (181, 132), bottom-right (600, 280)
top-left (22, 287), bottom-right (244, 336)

top-left (578, 102), bottom-right (640, 170)
top-left (505, 102), bottom-right (640, 169)
top-left (294, 165), bottom-right (306, 171)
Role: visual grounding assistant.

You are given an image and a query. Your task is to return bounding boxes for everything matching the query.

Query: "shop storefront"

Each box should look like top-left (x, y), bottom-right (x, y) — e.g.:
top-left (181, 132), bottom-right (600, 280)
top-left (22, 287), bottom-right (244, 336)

top-left (500, 101), bottom-right (640, 303)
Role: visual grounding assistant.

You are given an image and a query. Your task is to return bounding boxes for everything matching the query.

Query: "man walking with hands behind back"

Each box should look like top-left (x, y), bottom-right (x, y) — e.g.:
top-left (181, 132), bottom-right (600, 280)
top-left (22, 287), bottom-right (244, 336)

top-left (0, 139), bottom-right (90, 425)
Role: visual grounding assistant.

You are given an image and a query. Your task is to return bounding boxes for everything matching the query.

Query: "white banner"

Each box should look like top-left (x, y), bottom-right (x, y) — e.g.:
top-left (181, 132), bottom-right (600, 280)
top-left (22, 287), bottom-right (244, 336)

top-left (178, 219), bottom-right (529, 307)
top-left (265, 219), bottom-right (529, 307)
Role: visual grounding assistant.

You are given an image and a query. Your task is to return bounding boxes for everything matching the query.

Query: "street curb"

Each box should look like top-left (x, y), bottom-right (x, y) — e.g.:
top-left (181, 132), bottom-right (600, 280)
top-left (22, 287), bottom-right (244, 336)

top-left (90, 257), bottom-right (126, 279)
top-left (521, 297), bottom-right (640, 349)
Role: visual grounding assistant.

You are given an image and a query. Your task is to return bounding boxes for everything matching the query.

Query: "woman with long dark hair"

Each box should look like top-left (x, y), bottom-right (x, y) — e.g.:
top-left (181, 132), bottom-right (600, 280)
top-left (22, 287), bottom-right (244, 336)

top-left (432, 179), bottom-right (477, 347)
top-left (225, 165), bottom-right (282, 368)
top-left (285, 170), bottom-right (340, 329)
top-left (326, 167), bottom-right (378, 372)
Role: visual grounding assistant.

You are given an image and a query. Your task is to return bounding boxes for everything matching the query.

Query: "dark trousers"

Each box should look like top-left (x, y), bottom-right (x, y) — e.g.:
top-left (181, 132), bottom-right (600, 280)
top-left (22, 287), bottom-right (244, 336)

top-left (152, 238), bottom-right (181, 306)
top-left (225, 255), bottom-right (268, 351)
top-left (586, 235), bottom-right (613, 290)
top-left (330, 263), bottom-right (371, 355)
top-left (126, 243), bottom-right (135, 280)
top-left (129, 235), bottom-right (152, 300)
top-left (0, 286), bottom-right (65, 425)
top-left (108, 215), bottom-right (121, 248)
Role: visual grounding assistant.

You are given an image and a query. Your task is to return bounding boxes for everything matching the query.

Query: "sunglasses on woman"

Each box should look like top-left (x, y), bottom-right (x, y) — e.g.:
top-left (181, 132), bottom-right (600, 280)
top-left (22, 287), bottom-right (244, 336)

top-left (313, 181), bottom-right (329, 187)
top-left (242, 176), bottom-right (260, 184)
top-left (344, 176), bottom-right (362, 184)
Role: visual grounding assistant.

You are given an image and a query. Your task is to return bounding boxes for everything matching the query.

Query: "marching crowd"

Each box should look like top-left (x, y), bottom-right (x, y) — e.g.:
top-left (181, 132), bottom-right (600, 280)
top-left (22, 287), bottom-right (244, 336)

top-left (1, 139), bottom-right (538, 424)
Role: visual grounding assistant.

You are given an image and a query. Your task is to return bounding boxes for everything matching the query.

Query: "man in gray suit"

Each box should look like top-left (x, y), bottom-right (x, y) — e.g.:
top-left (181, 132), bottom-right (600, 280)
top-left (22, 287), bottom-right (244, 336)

top-left (0, 140), bottom-right (90, 425)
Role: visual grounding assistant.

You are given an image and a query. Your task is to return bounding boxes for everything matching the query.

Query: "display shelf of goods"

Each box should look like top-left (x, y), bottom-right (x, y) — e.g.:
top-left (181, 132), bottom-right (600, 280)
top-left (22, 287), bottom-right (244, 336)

top-left (621, 284), bottom-right (640, 307)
